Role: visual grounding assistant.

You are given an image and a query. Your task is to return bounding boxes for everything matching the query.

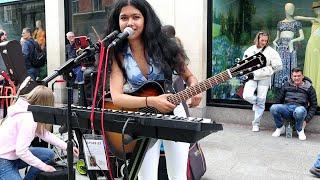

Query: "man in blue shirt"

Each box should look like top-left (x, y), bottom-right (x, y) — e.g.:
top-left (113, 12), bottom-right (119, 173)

top-left (21, 27), bottom-right (40, 81)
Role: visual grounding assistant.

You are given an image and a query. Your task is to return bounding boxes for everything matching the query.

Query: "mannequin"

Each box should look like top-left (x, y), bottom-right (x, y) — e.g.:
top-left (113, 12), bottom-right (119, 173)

top-left (295, 1), bottom-right (320, 104)
top-left (272, 3), bottom-right (304, 88)
top-left (33, 20), bottom-right (46, 50)
top-left (33, 20), bottom-right (47, 80)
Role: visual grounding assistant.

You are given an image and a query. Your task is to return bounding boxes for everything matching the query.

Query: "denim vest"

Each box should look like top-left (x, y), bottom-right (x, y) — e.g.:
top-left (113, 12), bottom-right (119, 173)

top-left (122, 46), bottom-right (165, 93)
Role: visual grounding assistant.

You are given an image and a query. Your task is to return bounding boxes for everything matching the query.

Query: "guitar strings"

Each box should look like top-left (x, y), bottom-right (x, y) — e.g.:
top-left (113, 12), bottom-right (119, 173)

top-left (168, 55), bottom-right (262, 104)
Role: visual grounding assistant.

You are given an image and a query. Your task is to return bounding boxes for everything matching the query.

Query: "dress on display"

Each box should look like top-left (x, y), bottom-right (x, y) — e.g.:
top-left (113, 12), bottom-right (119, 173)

top-left (303, 22), bottom-right (320, 104)
top-left (33, 28), bottom-right (46, 49)
top-left (273, 20), bottom-right (302, 88)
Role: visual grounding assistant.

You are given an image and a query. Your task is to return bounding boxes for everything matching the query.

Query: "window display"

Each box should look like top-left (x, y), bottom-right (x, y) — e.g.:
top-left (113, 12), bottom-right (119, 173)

top-left (208, 0), bottom-right (317, 108)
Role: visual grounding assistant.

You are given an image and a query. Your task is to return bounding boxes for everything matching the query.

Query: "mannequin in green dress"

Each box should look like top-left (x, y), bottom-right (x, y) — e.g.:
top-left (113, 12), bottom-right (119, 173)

top-left (295, 2), bottom-right (320, 104)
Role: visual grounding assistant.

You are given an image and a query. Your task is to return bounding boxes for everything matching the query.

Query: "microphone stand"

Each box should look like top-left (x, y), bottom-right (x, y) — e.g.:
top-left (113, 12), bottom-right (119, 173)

top-left (65, 70), bottom-right (75, 180)
top-left (42, 48), bottom-right (97, 180)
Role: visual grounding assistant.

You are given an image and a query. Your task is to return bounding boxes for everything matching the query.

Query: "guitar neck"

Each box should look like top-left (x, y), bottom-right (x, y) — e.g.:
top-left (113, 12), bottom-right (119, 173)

top-left (167, 70), bottom-right (231, 105)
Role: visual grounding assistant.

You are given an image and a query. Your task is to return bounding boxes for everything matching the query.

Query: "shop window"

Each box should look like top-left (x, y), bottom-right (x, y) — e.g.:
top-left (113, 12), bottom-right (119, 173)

top-left (72, 0), bottom-right (79, 14)
top-left (92, 0), bottom-right (102, 12)
top-left (207, 0), bottom-right (318, 109)
top-left (71, 0), bottom-right (116, 43)
top-left (3, 6), bottom-right (12, 23)
top-left (0, 0), bottom-right (46, 79)
top-left (0, 1), bottom-right (45, 44)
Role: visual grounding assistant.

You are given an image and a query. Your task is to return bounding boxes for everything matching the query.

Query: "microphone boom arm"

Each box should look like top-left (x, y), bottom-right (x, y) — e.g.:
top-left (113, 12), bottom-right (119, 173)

top-left (42, 50), bottom-right (91, 85)
top-left (42, 30), bottom-right (120, 85)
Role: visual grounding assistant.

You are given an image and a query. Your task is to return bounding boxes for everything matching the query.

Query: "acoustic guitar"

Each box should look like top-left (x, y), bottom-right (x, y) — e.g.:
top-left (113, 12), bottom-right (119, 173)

top-left (104, 52), bottom-right (267, 158)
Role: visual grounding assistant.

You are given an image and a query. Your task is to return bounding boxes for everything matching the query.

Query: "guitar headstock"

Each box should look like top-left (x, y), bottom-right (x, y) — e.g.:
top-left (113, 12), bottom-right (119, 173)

top-left (230, 52), bottom-right (267, 77)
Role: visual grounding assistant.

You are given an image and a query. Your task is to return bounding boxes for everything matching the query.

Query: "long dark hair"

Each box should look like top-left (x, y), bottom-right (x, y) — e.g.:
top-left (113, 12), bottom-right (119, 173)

top-left (105, 0), bottom-right (185, 79)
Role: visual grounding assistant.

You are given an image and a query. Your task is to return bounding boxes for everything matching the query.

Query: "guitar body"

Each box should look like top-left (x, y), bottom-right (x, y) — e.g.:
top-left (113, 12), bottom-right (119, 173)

top-left (104, 81), bottom-right (165, 158)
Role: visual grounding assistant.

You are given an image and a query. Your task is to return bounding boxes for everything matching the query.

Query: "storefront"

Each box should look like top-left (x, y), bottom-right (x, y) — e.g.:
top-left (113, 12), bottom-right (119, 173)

top-left (0, 0), bottom-right (45, 42)
top-left (67, 0), bottom-right (116, 43)
top-left (207, 0), bottom-right (320, 110)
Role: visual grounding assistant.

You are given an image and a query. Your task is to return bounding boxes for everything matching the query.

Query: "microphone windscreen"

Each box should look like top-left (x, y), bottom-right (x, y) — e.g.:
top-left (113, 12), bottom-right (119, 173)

top-left (124, 27), bottom-right (134, 37)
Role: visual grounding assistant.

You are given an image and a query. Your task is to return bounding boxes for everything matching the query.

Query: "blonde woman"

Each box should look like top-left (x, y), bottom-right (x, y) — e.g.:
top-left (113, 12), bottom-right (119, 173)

top-left (0, 86), bottom-right (79, 180)
top-left (242, 31), bottom-right (282, 132)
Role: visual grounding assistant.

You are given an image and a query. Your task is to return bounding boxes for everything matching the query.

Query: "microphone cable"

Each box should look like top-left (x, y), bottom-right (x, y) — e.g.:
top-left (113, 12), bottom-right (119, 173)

top-left (88, 39), bottom-right (114, 180)
top-left (73, 112), bottom-right (108, 179)
top-left (121, 117), bottom-right (136, 180)
top-left (100, 47), bottom-right (115, 180)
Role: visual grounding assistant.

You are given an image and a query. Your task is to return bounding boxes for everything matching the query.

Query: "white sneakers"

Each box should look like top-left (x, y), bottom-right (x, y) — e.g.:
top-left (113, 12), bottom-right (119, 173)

top-left (297, 129), bottom-right (306, 141)
top-left (272, 126), bottom-right (285, 137)
top-left (252, 125), bottom-right (259, 132)
top-left (272, 126), bottom-right (307, 141)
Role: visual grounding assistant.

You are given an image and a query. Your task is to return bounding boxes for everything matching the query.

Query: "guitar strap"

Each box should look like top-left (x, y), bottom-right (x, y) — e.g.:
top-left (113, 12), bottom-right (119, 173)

top-left (162, 60), bottom-right (173, 83)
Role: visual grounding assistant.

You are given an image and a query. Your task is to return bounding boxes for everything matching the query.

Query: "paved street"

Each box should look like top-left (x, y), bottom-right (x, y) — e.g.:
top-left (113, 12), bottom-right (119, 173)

top-left (36, 123), bottom-right (320, 180)
top-left (201, 123), bottom-right (320, 180)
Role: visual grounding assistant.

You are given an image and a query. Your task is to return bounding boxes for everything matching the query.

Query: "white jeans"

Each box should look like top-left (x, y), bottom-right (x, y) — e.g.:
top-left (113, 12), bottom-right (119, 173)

top-left (243, 79), bottom-right (270, 126)
top-left (138, 104), bottom-right (190, 180)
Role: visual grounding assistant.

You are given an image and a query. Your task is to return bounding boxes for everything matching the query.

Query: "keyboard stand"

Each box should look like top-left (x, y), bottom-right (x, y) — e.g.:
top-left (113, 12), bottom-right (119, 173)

top-left (127, 138), bottom-right (150, 180)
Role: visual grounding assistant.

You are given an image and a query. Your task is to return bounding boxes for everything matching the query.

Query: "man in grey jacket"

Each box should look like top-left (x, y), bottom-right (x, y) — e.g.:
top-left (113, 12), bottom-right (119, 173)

top-left (242, 31), bottom-right (282, 132)
top-left (270, 67), bottom-right (317, 140)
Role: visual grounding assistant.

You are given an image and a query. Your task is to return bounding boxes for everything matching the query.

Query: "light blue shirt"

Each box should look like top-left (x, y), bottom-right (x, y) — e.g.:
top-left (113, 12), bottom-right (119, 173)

top-left (122, 46), bottom-right (165, 92)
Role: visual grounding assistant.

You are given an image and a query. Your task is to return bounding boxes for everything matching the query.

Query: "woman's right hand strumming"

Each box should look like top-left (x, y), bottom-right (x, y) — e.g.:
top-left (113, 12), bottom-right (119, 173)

top-left (147, 94), bottom-right (176, 113)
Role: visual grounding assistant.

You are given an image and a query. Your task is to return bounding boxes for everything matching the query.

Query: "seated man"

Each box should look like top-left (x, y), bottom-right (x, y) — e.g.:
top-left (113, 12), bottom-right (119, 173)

top-left (270, 67), bottom-right (317, 140)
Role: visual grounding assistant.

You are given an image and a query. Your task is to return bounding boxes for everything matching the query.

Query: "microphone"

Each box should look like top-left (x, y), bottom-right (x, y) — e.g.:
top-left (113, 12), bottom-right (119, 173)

top-left (101, 30), bottom-right (119, 44)
top-left (108, 27), bottom-right (134, 49)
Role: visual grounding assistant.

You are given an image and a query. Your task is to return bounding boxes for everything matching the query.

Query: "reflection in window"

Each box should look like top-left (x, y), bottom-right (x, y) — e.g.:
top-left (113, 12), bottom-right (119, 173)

top-left (92, 0), bottom-right (102, 12)
top-left (0, 0), bottom-right (46, 79)
top-left (0, 1), bottom-right (45, 42)
top-left (72, 0), bottom-right (79, 14)
top-left (4, 6), bottom-right (12, 23)
top-left (71, 0), bottom-right (116, 43)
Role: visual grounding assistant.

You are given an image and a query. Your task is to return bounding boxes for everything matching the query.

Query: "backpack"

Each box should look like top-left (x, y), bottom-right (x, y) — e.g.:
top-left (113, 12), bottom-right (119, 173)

top-left (28, 40), bottom-right (46, 68)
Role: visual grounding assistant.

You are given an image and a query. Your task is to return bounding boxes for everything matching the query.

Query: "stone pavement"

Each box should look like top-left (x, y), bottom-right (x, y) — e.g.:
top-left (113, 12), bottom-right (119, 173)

top-left (21, 123), bottom-right (319, 179)
top-left (74, 123), bottom-right (320, 180)
top-left (200, 123), bottom-right (320, 180)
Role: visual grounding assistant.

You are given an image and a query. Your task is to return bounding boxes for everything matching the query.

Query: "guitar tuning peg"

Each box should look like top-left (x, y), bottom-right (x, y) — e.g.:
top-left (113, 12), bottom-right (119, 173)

top-left (235, 58), bottom-right (241, 63)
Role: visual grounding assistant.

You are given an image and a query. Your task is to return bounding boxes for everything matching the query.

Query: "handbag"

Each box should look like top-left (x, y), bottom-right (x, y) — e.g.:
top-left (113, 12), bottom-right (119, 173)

top-left (158, 143), bottom-right (207, 180)
top-left (236, 84), bottom-right (244, 99)
top-left (187, 142), bottom-right (207, 180)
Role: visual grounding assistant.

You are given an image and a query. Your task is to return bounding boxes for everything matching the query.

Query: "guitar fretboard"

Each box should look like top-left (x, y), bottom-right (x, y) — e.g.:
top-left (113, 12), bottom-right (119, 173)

top-left (167, 70), bottom-right (231, 105)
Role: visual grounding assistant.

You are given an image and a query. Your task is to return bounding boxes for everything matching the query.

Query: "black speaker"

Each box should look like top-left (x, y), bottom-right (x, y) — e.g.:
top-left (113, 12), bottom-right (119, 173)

top-left (35, 165), bottom-right (72, 180)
